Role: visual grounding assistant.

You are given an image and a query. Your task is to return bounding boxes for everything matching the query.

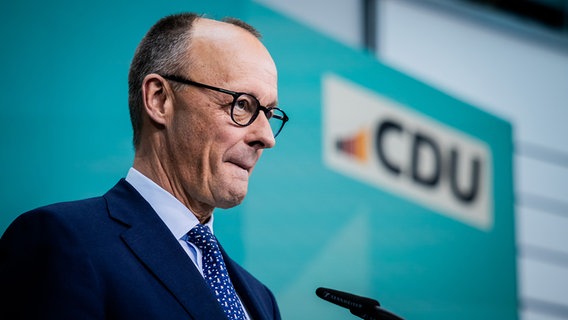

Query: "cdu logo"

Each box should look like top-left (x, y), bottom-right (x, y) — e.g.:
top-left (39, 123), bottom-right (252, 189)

top-left (323, 74), bottom-right (493, 230)
top-left (335, 128), bottom-right (369, 163)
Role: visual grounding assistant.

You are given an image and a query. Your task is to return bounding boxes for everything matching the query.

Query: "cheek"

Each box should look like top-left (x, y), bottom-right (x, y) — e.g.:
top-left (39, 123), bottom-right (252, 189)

top-left (167, 109), bottom-right (209, 178)
top-left (170, 109), bottom-right (232, 173)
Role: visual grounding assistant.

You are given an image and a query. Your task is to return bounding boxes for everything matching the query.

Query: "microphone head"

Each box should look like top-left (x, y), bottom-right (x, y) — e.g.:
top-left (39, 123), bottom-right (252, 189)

top-left (316, 287), bottom-right (404, 320)
top-left (315, 287), bottom-right (380, 310)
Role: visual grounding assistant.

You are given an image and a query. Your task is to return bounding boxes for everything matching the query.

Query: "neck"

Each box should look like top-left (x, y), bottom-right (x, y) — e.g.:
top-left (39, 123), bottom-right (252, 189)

top-left (133, 145), bottom-right (214, 224)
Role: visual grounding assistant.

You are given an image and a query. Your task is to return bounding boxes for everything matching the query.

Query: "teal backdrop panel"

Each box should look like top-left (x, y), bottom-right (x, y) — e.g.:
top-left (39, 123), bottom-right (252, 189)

top-left (0, 1), bottom-right (517, 320)
top-left (239, 3), bottom-right (517, 320)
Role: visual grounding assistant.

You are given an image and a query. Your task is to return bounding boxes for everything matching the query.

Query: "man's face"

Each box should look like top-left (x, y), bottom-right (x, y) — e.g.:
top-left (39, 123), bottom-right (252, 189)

top-left (163, 19), bottom-right (278, 212)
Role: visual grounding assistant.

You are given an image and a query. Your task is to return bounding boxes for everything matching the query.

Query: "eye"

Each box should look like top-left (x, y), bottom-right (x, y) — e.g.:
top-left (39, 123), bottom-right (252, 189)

top-left (231, 94), bottom-right (258, 124)
top-left (233, 94), bottom-right (257, 115)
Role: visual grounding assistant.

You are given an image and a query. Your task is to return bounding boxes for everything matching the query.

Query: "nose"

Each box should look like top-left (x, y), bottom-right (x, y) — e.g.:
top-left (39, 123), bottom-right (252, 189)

top-left (245, 111), bottom-right (276, 149)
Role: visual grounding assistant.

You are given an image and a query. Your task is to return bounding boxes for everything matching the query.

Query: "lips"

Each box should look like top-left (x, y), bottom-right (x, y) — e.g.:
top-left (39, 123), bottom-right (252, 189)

top-left (224, 147), bottom-right (260, 176)
top-left (230, 161), bottom-right (251, 172)
top-left (227, 157), bottom-right (256, 173)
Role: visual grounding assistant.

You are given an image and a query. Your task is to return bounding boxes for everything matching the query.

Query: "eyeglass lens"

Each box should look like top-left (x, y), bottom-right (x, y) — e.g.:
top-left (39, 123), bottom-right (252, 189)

top-left (231, 94), bottom-right (285, 137)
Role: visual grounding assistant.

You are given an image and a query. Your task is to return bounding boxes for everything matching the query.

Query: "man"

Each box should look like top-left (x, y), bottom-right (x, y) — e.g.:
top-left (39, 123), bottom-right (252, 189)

top-left (0, 12), bottom-right (287, 319)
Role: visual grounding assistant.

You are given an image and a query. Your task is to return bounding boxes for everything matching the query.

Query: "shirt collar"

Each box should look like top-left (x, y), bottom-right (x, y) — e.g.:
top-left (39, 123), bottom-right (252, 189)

top-left (125, 167), bottom-right (214, 239)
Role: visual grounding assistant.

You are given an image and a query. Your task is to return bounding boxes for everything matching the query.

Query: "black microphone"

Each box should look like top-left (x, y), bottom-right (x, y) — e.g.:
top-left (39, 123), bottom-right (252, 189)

top-left (315, 287), bottom-right (404, 320)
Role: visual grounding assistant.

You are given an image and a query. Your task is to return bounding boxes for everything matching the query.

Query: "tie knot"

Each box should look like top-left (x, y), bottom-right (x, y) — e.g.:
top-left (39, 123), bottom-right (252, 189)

top-left (187, 224), bottom-right (216, 250)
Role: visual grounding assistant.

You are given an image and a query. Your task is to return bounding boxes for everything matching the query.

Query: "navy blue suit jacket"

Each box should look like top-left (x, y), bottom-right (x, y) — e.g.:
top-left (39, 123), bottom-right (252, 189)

top-left (0, 179), bottom-right (280, 319)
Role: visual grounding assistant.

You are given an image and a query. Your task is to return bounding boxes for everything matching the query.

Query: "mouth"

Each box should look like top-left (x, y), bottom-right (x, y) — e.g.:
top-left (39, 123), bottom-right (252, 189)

top-left (224, 150), bottom-right (259, 176)
top-left (227, 160), bottom-right (254, 174)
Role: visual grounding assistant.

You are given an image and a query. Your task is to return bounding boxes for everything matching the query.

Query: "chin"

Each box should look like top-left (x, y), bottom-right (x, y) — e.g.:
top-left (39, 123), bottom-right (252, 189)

top-left (215, 188), bottom-right (248, 209)
top-left (217, 196), bottom-right (245, 209)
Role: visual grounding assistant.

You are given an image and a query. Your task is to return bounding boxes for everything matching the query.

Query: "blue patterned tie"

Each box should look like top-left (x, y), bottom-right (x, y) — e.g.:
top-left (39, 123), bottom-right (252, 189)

top-left (187, 224), bottom-right (246, 320)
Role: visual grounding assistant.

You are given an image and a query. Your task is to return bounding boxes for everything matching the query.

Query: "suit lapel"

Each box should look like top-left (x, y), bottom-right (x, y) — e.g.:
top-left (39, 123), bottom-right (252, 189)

top-left (220, 245), bottom-right (271, 320)
top-left (104, 180), bottom-right (227, 320)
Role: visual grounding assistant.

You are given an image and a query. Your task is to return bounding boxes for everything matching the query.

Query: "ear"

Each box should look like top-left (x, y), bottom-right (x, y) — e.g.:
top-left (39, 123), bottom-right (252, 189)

top-left (141, 74), bottom-right (172, 125)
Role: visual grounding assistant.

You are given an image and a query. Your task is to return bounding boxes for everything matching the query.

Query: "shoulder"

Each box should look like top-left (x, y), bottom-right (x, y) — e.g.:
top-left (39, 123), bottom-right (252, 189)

top-left (3, 179), bottom-right (135, 238)
top-left (15, 196), bottom-right (105, 224)
top-left (1, 196), bottom-right (106, 243)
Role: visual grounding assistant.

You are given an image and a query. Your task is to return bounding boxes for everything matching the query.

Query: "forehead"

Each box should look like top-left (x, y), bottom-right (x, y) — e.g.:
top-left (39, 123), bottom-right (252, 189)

top-left (187, 19), bottom-right (278, 103)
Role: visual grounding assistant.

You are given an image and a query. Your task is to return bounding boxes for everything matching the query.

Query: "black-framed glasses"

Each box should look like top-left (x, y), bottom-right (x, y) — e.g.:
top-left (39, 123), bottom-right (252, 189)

top-left (161, 74), bottom-right (289, 138)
